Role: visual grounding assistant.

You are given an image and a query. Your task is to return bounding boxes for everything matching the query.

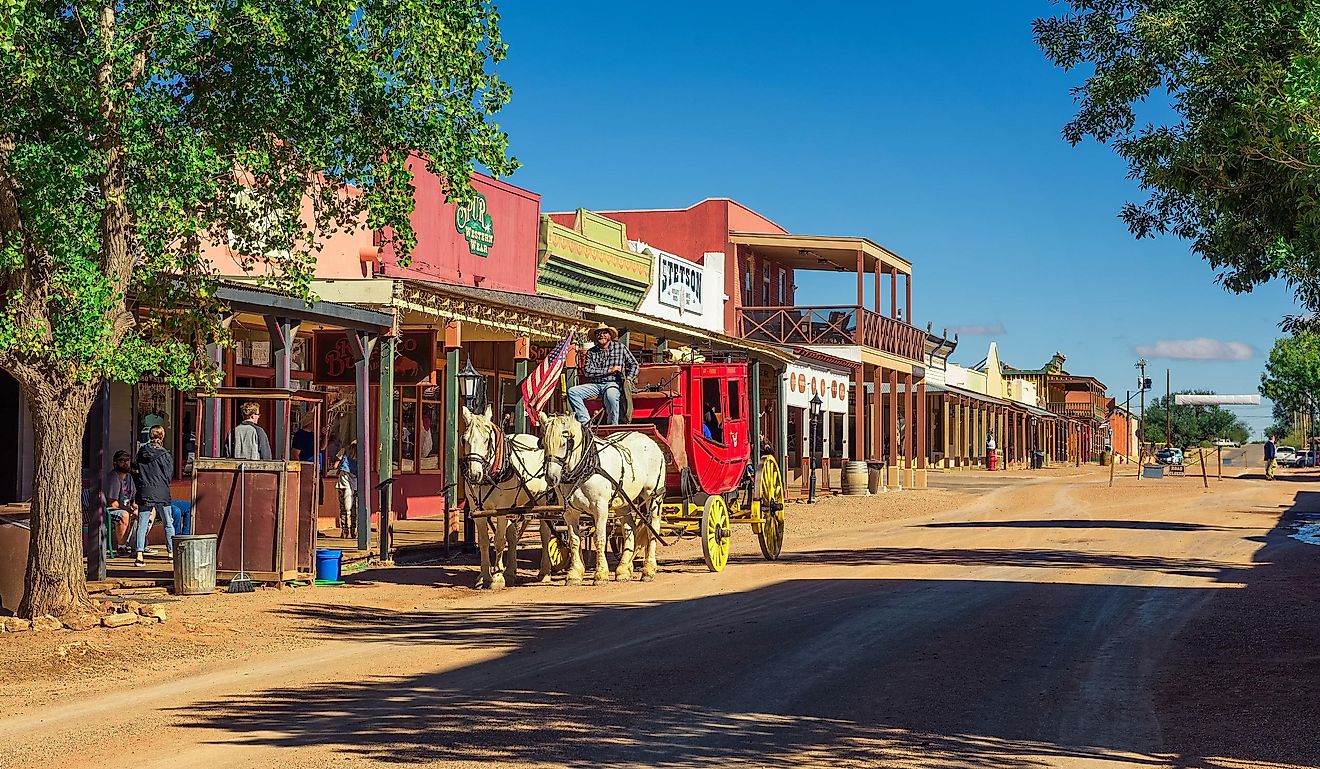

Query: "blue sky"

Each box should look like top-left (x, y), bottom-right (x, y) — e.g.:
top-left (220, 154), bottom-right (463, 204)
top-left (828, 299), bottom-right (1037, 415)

top-left (494, 1), bottom-right (1295, 434)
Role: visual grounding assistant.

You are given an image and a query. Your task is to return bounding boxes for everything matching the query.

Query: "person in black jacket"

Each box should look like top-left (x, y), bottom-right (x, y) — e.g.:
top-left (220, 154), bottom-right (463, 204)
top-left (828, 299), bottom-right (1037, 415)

top-left (134, 425), bottom-right (176, 566)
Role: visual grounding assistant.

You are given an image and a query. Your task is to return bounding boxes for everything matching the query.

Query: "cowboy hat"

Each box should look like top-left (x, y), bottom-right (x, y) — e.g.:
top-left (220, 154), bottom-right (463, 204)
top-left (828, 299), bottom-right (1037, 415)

top-left (591, 323), bottom-right (618, 340)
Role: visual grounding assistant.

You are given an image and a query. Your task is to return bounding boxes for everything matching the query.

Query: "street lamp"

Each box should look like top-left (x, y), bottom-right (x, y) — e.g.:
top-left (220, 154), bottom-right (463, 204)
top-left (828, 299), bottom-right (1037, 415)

top-left (456, 358), bottom-right (485, 413)
top-left (808, 393), bottom-right (823, 504)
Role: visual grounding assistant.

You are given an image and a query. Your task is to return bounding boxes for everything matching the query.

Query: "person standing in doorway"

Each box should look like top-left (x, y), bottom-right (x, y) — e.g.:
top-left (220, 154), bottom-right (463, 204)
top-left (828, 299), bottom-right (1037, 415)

top-left (134, 426), bottom-right (176, 566)
top-left (986, 430), bottom-right (998, 471)
top-left (567, 324), bottom-right (638, 425)
top-left (227, 401), bottom-right (273, 460)
top-left (335, 441), bottom-right (359, 539)
top-left (1265, 435), bottom-right (1278, 480)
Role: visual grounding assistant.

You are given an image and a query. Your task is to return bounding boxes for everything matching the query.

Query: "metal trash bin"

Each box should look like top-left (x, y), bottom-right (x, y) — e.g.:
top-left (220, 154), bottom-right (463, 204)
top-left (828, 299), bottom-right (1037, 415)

top-left (173, 534), bottom-right (218, 596)
top-left (1031, 451), bottom-right (1045, 469)
top-left (867, 462), bottom-right (885, 494)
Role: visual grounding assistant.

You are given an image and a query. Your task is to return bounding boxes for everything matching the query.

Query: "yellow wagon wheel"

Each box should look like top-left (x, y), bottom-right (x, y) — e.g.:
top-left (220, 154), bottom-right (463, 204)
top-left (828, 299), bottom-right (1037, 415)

top-left (700, 495), bottom-right (731, 572)
top-left (757, 455), bottom-right (786, 560)
top-left (545, 529), bottom-right (571, 573)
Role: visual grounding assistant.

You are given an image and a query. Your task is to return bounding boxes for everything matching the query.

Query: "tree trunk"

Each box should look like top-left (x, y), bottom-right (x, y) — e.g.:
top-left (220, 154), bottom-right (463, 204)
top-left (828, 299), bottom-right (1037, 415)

top-left (18, 381), bottom-right (98, 619)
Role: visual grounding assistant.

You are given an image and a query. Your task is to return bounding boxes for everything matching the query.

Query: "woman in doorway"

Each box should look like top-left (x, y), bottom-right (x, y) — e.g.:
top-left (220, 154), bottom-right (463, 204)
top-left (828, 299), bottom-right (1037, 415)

top-left (134, 425), bottom-right (175, 567)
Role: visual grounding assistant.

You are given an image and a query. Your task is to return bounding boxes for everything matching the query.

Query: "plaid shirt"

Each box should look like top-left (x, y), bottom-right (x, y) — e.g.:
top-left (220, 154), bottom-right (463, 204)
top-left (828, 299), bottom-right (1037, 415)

top-left (583, 341), bottom-right (639, 384)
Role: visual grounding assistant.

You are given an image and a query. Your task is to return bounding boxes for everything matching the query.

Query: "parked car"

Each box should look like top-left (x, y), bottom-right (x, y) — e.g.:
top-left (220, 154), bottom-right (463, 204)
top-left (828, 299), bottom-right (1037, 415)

top-left (1276, 446), bottom-right (1298, 464)
top-left (1213, 439), bottom-right (1240, 448)
top-left (1292, 450), bottom-right (1318, 468)
top-left (1156, 447), bottom-right (1184, 465)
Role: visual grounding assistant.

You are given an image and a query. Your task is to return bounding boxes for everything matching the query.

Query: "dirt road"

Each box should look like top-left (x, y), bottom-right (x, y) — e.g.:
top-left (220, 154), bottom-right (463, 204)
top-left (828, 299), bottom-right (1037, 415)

top-left (2, 468), bottom-right (1317, 769)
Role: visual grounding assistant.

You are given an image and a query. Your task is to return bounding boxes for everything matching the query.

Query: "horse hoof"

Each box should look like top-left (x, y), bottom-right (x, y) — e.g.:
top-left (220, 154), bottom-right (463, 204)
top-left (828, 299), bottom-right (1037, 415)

top-left (489, 578), bottom-right (506, 591)
top-left (592, 572), bottom-right (610, 585)
top-left (640, 573), bottom-right (655, 582)
top-left (537, 573), bottom-right (553, 584)
top-left (565, 575), bottom-right (584, 587)
top-left (615, 571), bottom-right (634, 582)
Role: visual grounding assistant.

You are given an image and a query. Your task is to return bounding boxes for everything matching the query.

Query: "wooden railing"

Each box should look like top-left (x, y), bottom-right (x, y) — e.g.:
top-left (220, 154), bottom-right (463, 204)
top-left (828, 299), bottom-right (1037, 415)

top-left (737, 305), bottom-right (926, 362)
top-left (1047, 402), bottom-right (1107, 421)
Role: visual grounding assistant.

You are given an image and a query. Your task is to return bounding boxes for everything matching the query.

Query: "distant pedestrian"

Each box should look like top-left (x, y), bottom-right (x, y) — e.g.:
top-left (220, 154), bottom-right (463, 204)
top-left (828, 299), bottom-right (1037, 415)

top-left (134, 426), bottom-right (176, 566)
top-left (227, 401), bottom-right (273, 461)
top-left (1264, 435), bottom-right (1278, 480)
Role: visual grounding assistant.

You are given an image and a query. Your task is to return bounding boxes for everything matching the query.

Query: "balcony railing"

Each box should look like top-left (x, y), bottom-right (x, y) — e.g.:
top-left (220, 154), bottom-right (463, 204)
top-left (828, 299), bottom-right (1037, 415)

top-left (738, 305), bottom-right (926, 362)
top-left (1047, 402), bottom-right (1107, 421)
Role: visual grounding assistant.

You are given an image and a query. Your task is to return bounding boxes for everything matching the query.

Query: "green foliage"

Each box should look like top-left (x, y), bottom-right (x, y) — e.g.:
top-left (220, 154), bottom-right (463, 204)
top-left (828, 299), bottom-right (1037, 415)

top-left (0, 0), bottom-right (516, 393)
top-left (1142, 390), bottom-right (1252, 446)
top-left (1259, 332), bottom-right (1320, 415)
top-left (1035, 2), bottom-right (1320, 321)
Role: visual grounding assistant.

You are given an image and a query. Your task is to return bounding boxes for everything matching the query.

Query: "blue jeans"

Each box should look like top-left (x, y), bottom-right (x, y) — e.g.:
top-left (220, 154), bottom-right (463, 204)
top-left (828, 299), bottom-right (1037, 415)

top-left (135, 503), bottom-right (176, 555)
top-left (171, 501), bottom-right (193, 536)
top-left (567, 381), bottom-right (621, 424)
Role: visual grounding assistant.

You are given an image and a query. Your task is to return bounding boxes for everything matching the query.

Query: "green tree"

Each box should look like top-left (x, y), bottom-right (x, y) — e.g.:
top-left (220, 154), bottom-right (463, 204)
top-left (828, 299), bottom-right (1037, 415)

top-left (1, 0), bottom-right (516, 618)
top-left (1260, 332), bottom-right (1320, 415)
top-left (1143, 391), bottom-right (1252, 447)
top-left (1035, 3), bottom-right (1320, 320)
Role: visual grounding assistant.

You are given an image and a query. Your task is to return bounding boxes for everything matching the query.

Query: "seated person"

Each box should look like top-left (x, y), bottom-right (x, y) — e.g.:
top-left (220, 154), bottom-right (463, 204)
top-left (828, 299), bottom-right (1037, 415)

top-left (567, 324), bottom-right (639, 425)
top-left (703, 407), bottom-right (723, 443)
top-left (104, 450), bottom-right (138, 555)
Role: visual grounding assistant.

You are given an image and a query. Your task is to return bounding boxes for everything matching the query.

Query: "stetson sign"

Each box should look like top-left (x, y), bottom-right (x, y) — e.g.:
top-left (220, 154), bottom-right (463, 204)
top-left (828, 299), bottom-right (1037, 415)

top-left (313, 330), bottom-right (436, 385)
top-left (455, 192), bottom-right (494, 256)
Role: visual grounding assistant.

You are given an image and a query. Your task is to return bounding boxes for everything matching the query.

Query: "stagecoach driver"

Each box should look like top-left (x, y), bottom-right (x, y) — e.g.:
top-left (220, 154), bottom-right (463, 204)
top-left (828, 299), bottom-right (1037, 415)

top-left (567, 323), bottom-right (639, 425)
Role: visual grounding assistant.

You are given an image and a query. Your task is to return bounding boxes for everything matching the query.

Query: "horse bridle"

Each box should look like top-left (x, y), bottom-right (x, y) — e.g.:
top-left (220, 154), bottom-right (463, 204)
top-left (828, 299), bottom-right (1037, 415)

top-left (460, 422), bottom-right (513, 486)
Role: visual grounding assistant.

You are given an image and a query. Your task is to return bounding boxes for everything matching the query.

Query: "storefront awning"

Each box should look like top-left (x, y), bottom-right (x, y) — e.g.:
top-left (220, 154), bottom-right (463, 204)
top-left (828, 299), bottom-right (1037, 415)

top-left (213, 281), bottom-right (395, 334)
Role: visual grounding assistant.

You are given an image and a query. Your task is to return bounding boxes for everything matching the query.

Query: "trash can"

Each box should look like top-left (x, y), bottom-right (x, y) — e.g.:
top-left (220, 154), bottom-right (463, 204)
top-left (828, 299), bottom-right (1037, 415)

top-left (1100, 451), bottom-right (1112, 466)
top-left (1142, 464), bottom-right (1165, 479)
top-left (316, 548), bottom-right (344, 582)
top-left (867, 462), bottom-right (885, 494)
top-left (172, 534), bottom-right (218, 596)
top-left (1032, 450), bottom-right (1044, 469)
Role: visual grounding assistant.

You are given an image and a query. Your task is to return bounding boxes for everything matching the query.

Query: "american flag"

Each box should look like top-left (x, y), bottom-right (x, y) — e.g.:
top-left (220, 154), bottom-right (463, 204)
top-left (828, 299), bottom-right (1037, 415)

top-left (521, 334), bottom-right (574, 427)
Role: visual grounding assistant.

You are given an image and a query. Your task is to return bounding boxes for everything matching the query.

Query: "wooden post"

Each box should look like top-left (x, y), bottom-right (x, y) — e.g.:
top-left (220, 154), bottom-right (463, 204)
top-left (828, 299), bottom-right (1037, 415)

top-left (377, 335), bottom-right (396, 562)
top-left (1199, 447), bottom-right (1209, 489)
top-left (852, 366), bottom-right (866, 461)
top-left (855, 249), bottom-right (865, 309)
top-left (888, 369), bottom-right (900, 479)
top-left (266, 316), bottom-right (300, 460)
top-left (1217, 445), bottom-right (1222, 480)
top-left (1109, 442), bottom-right (1116, 487)
top-left (890, 267), bottom-right (898, 319)
top-left (872, 366), bottom-right (884, 461)
top-left (443, 321), bottom-right (461, 551)
top-left (906, 272), bottom-right (913, 324)
top-left (513, 335), bottom-right (531, 434)
top-left (778, 366), bottom-right (789, 486)
top-left (346, 330), bottom-right (377, 552)
top-left (916, 380), bottom-right (927, 485)
top-left (906, 372), bottom-right (916, 487)
top-left (942, 395), bottom-right (951, 468)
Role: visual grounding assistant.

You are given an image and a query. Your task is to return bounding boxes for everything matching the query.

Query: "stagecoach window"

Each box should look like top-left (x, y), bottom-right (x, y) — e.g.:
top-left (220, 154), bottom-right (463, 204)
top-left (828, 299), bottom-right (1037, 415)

top-left (728, 380), bottom-right (742, 420)
top-left (701, 377), bottom-right (724, 444)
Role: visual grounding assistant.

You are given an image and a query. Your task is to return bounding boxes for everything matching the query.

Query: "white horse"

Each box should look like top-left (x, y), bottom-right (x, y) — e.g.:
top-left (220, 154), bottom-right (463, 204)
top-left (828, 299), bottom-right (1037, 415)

top-left (460, 405), bottom-right (556, 589)
top-left (539, 412), bottom-right (668, 585)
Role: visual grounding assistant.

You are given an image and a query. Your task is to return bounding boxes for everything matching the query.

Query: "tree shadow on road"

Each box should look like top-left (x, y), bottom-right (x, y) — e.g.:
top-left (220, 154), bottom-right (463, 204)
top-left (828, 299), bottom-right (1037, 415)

top-left (918, 520), bottom-right (1240, 532)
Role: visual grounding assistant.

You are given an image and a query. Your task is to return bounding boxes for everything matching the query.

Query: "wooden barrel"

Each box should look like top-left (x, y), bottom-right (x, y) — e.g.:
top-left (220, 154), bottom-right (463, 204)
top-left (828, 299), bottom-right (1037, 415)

top-left (840, 461), bottom-right (870, 495)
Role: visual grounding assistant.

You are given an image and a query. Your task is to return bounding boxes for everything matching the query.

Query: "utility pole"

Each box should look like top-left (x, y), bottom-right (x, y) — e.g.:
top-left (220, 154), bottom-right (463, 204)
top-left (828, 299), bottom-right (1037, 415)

top-left (1136, 358), bottom-right (1148, 476)
top-left (1166, 368), bottom-right (1172, 448)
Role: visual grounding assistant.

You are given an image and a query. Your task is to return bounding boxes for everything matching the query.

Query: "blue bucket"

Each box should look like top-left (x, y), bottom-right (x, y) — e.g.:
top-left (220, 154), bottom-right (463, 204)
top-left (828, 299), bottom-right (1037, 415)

top-left (315, 548), bottom-right (343, 582)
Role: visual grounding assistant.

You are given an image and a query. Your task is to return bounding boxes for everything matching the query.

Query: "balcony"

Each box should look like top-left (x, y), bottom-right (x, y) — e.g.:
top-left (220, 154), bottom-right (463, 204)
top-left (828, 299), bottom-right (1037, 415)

top-left (738, 305), bottom-right (926, 362)
top-left (1047, 402), bottom-right (1107, 421)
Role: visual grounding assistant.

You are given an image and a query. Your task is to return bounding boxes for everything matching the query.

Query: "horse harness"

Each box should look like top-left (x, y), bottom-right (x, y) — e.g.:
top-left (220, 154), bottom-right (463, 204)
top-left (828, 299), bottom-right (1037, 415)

top-left (460, 423), bottom-right (545, 513)
top-left (548, 425), bottom-right (669, 545)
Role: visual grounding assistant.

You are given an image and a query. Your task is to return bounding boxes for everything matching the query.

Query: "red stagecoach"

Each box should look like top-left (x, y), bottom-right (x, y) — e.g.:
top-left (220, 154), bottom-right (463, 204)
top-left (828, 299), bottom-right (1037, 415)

top-left (589, 354), bottom-right (786, 572)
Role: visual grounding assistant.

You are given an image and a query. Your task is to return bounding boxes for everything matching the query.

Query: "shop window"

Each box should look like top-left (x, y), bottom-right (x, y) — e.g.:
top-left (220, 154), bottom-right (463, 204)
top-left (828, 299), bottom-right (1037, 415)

top-left (701, 377), bottom-right (724, 444)
top-left (397, 387), bottom-right (417, 473)
top-left (762, 264), bottom-right (771, 305)
top-left (777, 268), bottom-right (786, 306)
top-left (727, 379), bottom-right (742, 421)
top-left (420, 385), bottom-right (441, 472)
top-left (742, 260), bottom-right (753, 306)
top-left (394, 384), bottom-right (442, 474)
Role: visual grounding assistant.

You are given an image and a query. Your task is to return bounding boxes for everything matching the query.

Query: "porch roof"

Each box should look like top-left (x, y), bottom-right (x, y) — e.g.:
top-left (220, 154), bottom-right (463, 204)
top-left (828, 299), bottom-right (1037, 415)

top-left (728, 232), bottom-right (912, 275)
top-left (586, 304), bottom-right (795, 365)
top-left (214, 281), bottom-right (395, 333)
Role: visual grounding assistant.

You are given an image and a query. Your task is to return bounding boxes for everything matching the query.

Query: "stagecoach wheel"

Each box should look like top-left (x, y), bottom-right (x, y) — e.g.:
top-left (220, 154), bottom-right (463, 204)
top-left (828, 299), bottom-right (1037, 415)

top-left (757, 455), bottom-right (786, 561)
top-left (700, 495), bottom-right (731, 573)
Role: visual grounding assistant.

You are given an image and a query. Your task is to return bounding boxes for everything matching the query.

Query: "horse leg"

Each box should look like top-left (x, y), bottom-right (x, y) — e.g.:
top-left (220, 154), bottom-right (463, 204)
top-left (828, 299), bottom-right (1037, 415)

top-left (476, 516), bottom-right (493, 589)
top-left (537, 519), bottom-right (554, 583)
top-left (591, 500), bottom-right (611, 585)
top-left (503, 516), bottom-right (522, 586)
top-left (564, 508), bottom-right (586, 586)
top-left (615, 513), bottom-right (636, 582)
top-left (641, 494), bottom-right (661, 582)
top-left (489, 518), bottom-right (507, 591)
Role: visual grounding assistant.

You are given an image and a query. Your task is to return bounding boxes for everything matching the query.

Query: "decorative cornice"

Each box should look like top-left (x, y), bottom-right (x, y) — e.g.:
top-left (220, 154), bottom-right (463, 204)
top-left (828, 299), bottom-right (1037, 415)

top-left (392, 280), bottom-right (587, 340)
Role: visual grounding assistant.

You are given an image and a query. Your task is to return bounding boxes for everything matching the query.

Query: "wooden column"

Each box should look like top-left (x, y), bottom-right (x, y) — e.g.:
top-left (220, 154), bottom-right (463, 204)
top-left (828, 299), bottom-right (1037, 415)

top-left (906, 372), bottom-right (917, 487)
top-left (377, 335), bottom-right (396, 562)
top-left (856, 249), bottom-right (865, 308)
top-left (942, 396), bottom-right (952, 468)
top-left (202, 342), bottom-right (225, 457)
top-left (443, 322), bottom-right (461, 548)
top-left (266, 316), bottom-right (300, 460)
top-left (513, 335), bottom-right (531, 433)
top-left (852, 366), bottom-right (866, 462)
top-left (915, 379), bottom-right (927, 486)
top-left (871, 366), bottom-right (884, 462)
top-left (346, 330), bottom-right (377, 552)
top-left (906, 273), bottom-right (913, 325)
top-left (874, 256), bottom-right (883, 314)
top-left (888, 369), bottom-right (900, 480)
top-left (890, 267), bottom-right (898, 318)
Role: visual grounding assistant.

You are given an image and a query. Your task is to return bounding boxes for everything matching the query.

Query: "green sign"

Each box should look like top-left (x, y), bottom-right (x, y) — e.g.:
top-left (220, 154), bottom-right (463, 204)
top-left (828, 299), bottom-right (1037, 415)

top-left (455, 193), bottom-right (494, 256)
